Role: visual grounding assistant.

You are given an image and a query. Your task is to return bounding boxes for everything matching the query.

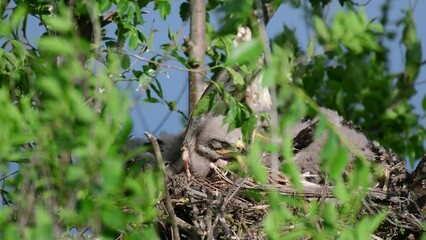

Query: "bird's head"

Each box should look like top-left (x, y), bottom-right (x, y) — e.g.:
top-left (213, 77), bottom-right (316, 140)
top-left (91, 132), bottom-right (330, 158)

top-left (195, 116), bottom-right (246, 162)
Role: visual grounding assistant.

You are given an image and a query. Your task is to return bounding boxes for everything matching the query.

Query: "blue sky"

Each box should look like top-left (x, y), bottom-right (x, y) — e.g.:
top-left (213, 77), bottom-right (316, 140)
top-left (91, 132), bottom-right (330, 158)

top-left (128, 1), bottom-right (426, 142)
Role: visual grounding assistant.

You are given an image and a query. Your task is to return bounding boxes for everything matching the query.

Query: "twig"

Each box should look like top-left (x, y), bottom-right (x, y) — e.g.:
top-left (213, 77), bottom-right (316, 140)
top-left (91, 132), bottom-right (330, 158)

top-left (255, 0), bottom-right (280, 181)
top-left (144, 132), bottom-right (180, 240)
top-left (175, 216), bottom-right (203, 237)
top-left (221, 178), bottom-right (247, 212)
top-left (124, 51), bottom-right (204, 74)
top-left (211, 178), bottom-right (248, 231)
top-left (144, 132), bottom-right (165, 170)
top-left (206, 192), bottom-right (214, 240)
top-left (0, 170), bottom-right (19, 182)
top-left (182, 146), bottom-right (192, 178)
top-left (370, 234), bottom-right (383, 240)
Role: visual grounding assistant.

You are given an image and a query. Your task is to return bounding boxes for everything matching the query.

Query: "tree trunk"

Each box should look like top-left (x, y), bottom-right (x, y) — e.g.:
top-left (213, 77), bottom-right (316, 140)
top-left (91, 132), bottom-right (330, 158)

top-left (188, 0), bottom-right (207, 114)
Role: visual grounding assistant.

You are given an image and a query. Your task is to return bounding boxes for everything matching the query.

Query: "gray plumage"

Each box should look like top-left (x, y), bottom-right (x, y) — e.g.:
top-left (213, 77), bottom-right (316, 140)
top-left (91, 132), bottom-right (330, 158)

top-left (125, 116), bottom-right (245, 178)
top-left (185, 115), bottom-right (245, 177)
top-left (125, 138), bottom-right (157, 170)
top-left (159, 132), bottom-right (185, 176)
top-left (125, 132), bottom-right (184, 176)
top-left (291, 107), bottom-right (385, 183)
top-left (126, 107), bottom-right (386, 183)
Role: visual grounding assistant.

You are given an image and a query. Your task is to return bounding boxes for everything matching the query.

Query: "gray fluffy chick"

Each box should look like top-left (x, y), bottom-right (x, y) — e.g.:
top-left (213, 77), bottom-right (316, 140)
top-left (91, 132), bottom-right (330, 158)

top-left (185, 115), bottom-right (246, 177)
top-left (125, 132), bottom-right (184, 177)
top-left (290, 107), bottom-right (386, 183)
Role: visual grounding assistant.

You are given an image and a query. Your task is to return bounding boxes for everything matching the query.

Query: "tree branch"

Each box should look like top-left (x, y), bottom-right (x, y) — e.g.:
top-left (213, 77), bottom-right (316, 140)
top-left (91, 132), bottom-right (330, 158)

top-left (188, 0), bottom-right (207, 114)
top-left (145, 132), bottom-right (181, 240)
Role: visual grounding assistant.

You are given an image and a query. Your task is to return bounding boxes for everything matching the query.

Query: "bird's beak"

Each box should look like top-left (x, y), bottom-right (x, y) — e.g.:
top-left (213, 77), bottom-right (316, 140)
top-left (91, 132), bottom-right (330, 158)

top-left (254, 132), bottom-right (269, 141)
top-left (215, 139), bottom-right (246, 155)
top-left (235, 139), bottom-right (246, 153)
top-left (215, 149), bottom-right (232, 155)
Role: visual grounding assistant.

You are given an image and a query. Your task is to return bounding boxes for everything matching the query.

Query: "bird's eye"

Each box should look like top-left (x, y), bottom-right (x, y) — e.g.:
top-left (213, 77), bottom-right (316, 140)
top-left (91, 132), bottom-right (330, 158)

top-left (209, 139), bottom-right (230, 150)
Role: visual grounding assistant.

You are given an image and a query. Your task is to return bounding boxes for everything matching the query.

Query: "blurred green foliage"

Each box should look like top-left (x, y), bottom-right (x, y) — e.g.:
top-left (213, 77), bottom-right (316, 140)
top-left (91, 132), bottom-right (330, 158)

top-left (0, 0), bottom-right (424, 239)
top-left (0, 1), bottom-right (163, 239)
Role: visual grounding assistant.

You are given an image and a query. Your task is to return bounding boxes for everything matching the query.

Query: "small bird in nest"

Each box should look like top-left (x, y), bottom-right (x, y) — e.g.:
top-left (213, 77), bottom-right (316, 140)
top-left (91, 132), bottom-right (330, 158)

top-left (124, 117), bottom-right (247, 178)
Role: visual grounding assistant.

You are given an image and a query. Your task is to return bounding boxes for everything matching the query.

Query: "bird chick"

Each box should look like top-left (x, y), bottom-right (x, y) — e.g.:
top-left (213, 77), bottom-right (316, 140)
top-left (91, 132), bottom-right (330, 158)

top-left (125, 131), bottom-right (184, 177)
top-left (291, 107), bottom-right (385, 183)
top-left (188, 115), bottom-right (246, 177)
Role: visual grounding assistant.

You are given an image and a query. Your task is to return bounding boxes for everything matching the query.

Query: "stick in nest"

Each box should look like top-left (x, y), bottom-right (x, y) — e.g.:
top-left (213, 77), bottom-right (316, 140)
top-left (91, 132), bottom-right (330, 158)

top-left (144, 132), bottom-right (181, 240)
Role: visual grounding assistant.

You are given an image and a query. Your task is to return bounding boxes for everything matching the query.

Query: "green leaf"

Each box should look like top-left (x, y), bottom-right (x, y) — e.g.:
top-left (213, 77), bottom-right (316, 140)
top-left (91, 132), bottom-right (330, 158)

top-left (402, 12), bottom-right (422, 82)
top-left (262, 67), bottom-right (276, 87)
top-left (133, 70), bottom-right (143, 78)
top-left (39, 37), bottom-right (75, 55)
top-left (129, 31), bottom-right (139, 50)
top-left (66, 165), bottom-right (86, 184)
top-left (150, 78), bottom-right (164, 98)
top-left (223, 93), bottom-right (238, 125)
top-left (68, 89), bottom-right (95, 123)
top-left (179, 2), bottom-right (190, 21)
top-left (9, 4), bottom-right (27, 28)
top-left (314, 113), bottom-right (328, 138)
top-left (193, 91), bottom-right (216, 116)
top-left (246, 140), bottom-right (268, 184)
top-left (313, 16), bottom-right (330, 41)
top-left (422, 96), bottom-right (426, 111)
top-left (0, 20), bottom-right (12, 36)
top-left (137, 29), bottom-right (147, 44)
top-left (384, 109), bottom-right (398, 120)
top-left (166, 100), bottom-right (177, 111)
top-left (281, 158), bottom-right (302, 190)
top-left (145, 89), bottom-right (160, 103)
top-left (144, 97), bottom-right (160, 103)
top-left (307, 37), bottom-right (315, 60)
top-left (335, 89), bottom-right (344, 113)
top-left (320, 133), bottom-right (339, 174)
top-left (322, 203), bottom-right (338, 228)
top-left (334, 180), bottom-right (349, 202)
top-left (11, 40), bottom-right (26, 63)
top-left (33, 207), bottom-right (53, 240)
top-left (147, 29), bottom-right (158, 48)
top-left (38, 76), bottom-right (62, 98)
top-left (225, 66), bottom-right (244, 85)
top-left (4, 224), bottom-right (19, 240)
top-left (101, 159), bottom-right (123, 193)
top-left (117, 0), bottom-right (129, 14)
top-left (329, 148), bottom-right (349, 180)
top-left (121, 54), bottom-right (131, 69)
top-left (367, 22), bottom-right (384, 33)
top-left (43, 14), bottom-right (73, 33)
top-left (167, 26), bottom-right (173, 41)
top-left (101, 202), bottom-right (126, 230)
top-left (154, 1), bottom-right (171, 20)
top-left (126, 5), bottom-right (135, 25)
top-left (171, 49), bottom-right (189, 67)
top-left (138, 74), bottom-right (153, 89)
top-left (99, 0), bottom-right (113, 12)
top-left (227, 40), bottom-right (262, 65)
top-left (354, 213), bottom-right (387, 239)
top-left (241, 114), bottom-right (256, 143)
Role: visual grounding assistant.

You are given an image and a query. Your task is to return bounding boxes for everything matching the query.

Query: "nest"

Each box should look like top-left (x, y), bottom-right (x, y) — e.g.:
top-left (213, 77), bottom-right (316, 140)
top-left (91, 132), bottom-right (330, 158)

top-left (158, 169), bottom-right (272, 239)
top-left (156, 162), bottom-right (426, 240)
top-left (143, 132), bottom-right (426, 239)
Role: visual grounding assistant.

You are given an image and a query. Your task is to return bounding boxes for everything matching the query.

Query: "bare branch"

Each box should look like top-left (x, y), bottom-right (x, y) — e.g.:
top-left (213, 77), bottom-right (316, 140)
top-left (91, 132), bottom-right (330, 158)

top-left (255, 0), bottom-right (280, 180)
top-left (144, 132), bottom-right (181, 240)
top-left (123, 51), bottom-right (204, 74)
